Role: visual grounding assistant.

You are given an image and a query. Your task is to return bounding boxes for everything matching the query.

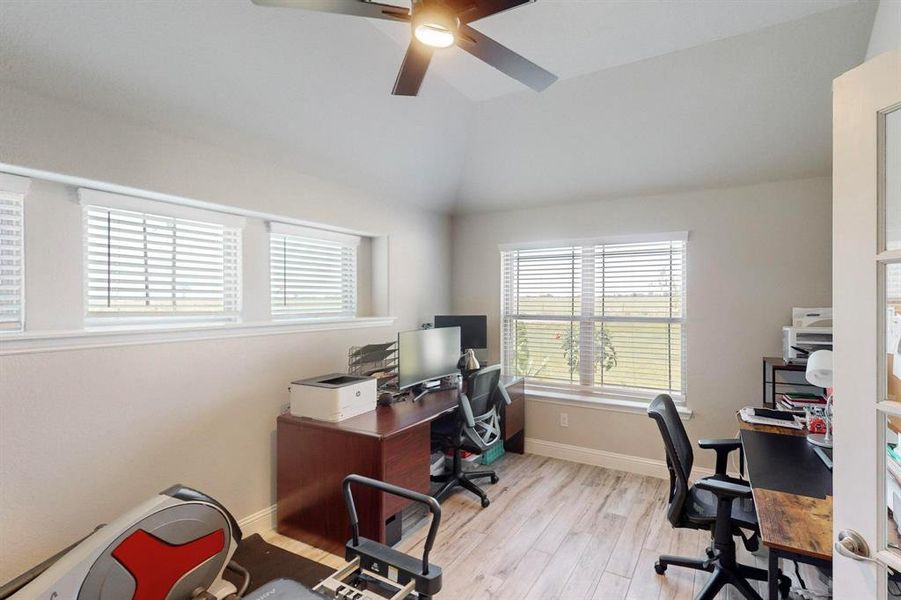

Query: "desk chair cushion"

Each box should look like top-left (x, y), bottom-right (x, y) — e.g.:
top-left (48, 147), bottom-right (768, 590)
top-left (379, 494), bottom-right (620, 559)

top-left (686, 476), bottom-right (758, 531)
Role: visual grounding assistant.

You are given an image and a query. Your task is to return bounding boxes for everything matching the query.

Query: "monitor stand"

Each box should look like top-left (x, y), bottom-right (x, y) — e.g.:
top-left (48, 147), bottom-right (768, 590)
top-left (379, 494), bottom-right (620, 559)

top-left (411, 379), bottom-right (458, 403)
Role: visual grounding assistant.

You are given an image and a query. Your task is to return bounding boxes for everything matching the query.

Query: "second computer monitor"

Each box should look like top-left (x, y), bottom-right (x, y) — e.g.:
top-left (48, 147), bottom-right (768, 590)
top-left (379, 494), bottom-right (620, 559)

top-left (397, 327), bottom-right (462, 390)
top-left (434, 315), bottom-right (487, 352)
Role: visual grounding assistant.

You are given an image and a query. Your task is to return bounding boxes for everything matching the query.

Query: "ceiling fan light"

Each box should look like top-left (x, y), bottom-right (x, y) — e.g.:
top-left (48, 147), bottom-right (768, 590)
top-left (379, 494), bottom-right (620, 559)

top-left (414, 23), bottom-right (455, 48)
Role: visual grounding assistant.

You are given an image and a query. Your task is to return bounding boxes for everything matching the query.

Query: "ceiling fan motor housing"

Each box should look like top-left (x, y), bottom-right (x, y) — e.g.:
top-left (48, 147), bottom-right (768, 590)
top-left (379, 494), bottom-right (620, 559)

top-left (412, 1), bottom-right (460, 38)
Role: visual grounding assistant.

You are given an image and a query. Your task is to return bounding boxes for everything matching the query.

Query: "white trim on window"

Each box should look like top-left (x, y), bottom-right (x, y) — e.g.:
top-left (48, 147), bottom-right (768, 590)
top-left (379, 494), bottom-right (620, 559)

top-left (78, 188), bottom-right (246, 228)
top-left (526, 389), bottom-right (694, 418)
top-left (501, 233), bottom-right (688, 406)
top-left (0, 162), bottom-right (380, 238)
top-left (499, 231), bottom-right (689, 252)
top-left (0, 173), bottom-right (32, 195)
top-left (80, 193), bottom-right (243, 324)
top-left (269, 221), bottom-right (361, 248)
top-left (0, 316), bottom-right (397, 355)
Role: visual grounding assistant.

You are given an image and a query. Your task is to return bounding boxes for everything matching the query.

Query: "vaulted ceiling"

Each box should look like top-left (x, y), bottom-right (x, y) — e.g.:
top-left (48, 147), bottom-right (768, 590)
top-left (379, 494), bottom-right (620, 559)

top-left (0, 0), bottom-right (879, 213)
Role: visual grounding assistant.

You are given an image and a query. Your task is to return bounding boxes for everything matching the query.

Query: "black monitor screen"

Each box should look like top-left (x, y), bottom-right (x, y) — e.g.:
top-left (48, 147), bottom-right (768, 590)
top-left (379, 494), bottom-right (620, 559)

top-left (434, 315), bottom-right (487, 350)
top-left (397, 327), bottom-right (461, 390)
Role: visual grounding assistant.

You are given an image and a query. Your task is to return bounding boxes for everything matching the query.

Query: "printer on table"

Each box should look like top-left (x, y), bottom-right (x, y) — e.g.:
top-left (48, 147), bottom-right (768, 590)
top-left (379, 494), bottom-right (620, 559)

top-left (783, 307), bottom-right (833, 364)
top-left (289, 373), bottom-right (377, 422)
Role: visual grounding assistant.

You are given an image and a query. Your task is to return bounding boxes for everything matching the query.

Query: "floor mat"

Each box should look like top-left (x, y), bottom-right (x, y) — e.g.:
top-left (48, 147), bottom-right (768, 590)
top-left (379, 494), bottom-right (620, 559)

top-left (223, 533), bottom-right (335, 593)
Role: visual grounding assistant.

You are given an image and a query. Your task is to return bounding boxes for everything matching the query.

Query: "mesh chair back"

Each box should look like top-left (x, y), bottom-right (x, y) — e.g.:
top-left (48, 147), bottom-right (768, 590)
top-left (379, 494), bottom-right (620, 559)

top-left (464, 365), bottom-right (502, 448)
top-left (647, 394), bottom-right (693, 527)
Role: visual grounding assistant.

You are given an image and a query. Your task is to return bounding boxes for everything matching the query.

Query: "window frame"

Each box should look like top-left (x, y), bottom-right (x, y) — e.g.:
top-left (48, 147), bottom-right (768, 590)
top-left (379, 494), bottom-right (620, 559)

top-left (500, 232), bottom-right (688, 407)
top-left (268, 221), bottom-right (360, 321)
top-left (79, 188), bottom-right (244, 327)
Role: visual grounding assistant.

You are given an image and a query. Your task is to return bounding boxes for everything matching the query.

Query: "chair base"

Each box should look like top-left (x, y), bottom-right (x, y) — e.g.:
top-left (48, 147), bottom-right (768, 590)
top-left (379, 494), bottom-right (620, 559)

top-left (655, 549), bottom-right (791, 600)
top-left (430, 454), bottom-right (498, 508)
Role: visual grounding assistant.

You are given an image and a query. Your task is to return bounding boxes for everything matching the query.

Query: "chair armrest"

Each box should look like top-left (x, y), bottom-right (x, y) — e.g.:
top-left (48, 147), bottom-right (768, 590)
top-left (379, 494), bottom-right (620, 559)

top-left (698, 438), bottom-right (741, 450)
top-left (695, 478), bottom-right (752, 500)
top-left (698, 438), bottom-right (742, 476)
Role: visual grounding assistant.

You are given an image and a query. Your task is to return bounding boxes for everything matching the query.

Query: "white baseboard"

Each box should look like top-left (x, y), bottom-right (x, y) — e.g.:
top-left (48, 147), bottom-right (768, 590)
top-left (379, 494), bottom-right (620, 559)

top-left (524, 437), bottom-right (717, 480)
top-left (238, 504), bottom-right (277, 537)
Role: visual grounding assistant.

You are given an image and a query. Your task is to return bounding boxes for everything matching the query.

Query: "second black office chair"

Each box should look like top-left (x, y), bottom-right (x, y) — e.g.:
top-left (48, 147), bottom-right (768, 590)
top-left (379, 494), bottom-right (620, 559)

top-left (431, 365), bottom-right (503, 508)
top-left (648, 394), bottom-right (791, 600)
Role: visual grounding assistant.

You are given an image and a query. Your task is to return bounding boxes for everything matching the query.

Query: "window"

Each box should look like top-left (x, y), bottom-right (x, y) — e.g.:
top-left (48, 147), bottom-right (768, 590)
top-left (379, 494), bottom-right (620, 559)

top-left (81, 190), bottom-right (242, 322)
top-left (0, 173), bottom-right (30, 332)
top-left (269, 223), bottom-right (358, 319)
top-left (501, 234), bottom-right (686, 403)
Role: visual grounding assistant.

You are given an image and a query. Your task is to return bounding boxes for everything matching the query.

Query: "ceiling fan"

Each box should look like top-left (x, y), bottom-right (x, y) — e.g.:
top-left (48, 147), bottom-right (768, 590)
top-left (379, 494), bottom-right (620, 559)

top-left (251, 0), bottom-right (558, 96)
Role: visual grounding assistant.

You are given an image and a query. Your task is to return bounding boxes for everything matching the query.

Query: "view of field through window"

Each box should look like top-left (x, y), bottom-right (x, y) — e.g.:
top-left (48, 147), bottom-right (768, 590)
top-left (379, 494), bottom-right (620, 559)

top-left (502, 239), bottom-right (685, 398)
top-left (85, 206), bottom-right (240, 317)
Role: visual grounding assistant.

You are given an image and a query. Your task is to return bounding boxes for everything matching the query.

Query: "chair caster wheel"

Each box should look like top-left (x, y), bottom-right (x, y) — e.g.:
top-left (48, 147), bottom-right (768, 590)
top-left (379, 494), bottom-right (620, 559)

top-left (490, 475), bottom-right (499, 484)
top-left (654, 561), bottom-right (666, 575)
top-left (481, 497), bottom-right (490, 508)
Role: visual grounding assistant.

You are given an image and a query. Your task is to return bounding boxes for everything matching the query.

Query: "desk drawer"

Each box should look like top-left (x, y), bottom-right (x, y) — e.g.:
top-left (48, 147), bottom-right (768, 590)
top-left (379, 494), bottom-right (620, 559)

top-left (381, 425), bottom-right (430, 518)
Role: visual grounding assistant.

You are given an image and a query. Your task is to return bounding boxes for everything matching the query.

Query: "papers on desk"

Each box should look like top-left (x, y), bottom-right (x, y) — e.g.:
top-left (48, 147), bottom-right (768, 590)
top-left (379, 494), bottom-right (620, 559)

top-left (739, 407), bottom-right (804, 429)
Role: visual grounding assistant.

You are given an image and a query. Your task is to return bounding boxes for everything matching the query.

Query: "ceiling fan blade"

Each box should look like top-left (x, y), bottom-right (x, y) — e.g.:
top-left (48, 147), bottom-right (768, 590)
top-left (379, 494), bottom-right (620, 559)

top-left (448, 0), bottom-right (533, 24)
top-left (251, 0), bottom-right (410, 22)
top-left (456, 25), bottom-right (557, 92)
top-left (392, 40), bottom-right (434, 96)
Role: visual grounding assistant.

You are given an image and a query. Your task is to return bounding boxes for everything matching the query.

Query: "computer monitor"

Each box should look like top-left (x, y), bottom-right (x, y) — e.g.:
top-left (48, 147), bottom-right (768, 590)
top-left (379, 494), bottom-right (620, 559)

top-left (397, 327), bottom-right (461, 390)
top-left (433, 315), bottom-right (487, 351)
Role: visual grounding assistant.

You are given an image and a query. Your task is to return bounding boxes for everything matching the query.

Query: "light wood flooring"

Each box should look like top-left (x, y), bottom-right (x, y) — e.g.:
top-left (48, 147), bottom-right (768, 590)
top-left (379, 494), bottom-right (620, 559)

top-left (265, 453), bottom-right (830, 599)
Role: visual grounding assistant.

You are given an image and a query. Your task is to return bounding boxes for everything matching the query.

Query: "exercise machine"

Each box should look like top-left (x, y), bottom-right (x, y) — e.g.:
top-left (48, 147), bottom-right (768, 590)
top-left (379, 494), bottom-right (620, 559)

top-left (0, 484), bottom-right (246, 600)
top-left (1, 476), bottom-right (443, 600)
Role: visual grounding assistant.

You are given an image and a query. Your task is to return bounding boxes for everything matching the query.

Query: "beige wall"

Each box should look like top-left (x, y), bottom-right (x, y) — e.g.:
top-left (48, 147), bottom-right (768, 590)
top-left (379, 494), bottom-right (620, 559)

top-left (0, 87), bottom-right (451, 581)
top-left (451, 177), bottom-right (832, 468)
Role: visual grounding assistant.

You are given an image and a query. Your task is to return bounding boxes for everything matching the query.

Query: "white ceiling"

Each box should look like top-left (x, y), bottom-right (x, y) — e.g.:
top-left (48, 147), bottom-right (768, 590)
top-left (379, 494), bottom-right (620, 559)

top-left (370, 0), bottom-right (860, 100)
top-left (456, 1), bottom-right (878, 211)
top-left (0, 0), bottom-right (473, 211)
top-left (0, 0), bottom-right (879, 213)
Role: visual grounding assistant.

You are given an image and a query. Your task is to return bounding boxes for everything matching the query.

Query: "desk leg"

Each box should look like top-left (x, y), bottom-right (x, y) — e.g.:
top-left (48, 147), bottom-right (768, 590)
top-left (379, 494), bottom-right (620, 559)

top-left (768, 549), bottom-right (779, 600)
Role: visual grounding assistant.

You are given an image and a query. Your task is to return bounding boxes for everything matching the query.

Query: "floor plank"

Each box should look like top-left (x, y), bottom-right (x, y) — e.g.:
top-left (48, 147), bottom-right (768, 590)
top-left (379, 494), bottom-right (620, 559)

top-left (593, 572), bottom-right (632, 600)
top-left (265, 453), bottom-right (831, 599)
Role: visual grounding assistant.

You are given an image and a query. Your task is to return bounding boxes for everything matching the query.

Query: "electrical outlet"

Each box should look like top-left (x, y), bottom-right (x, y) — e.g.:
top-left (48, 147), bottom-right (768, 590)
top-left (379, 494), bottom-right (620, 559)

top-left (560, 412), bottom-right (569, 427)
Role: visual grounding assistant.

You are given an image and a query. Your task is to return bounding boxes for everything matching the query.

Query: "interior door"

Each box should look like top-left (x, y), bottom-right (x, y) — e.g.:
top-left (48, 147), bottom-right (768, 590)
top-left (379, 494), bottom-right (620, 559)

top-left (833, 48), bottom-right (901, 599)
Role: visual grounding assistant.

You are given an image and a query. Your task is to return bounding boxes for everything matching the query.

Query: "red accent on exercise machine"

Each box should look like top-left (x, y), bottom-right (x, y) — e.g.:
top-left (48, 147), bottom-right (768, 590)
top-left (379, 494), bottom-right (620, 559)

top-left (111, 529), bottom-right (225, 600)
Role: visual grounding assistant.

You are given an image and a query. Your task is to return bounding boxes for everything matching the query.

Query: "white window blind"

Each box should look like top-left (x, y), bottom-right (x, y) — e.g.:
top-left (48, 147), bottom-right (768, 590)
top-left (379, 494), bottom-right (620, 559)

top-left (269, 223), bottom-right (358, 319)
top-left (0, 174), bottom-right (29, 332)
top-left (501, 235), bottom-right (686, 402)
top-left (83, 201), bottom-right (241, 321)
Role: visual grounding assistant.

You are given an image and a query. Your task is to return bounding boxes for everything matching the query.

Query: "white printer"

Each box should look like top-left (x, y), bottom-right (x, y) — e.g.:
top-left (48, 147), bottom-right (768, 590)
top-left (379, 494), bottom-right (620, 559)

top-left (783, 307), bottom-right (833, 364)
top-left (289, 373), bottom-right (377, 422)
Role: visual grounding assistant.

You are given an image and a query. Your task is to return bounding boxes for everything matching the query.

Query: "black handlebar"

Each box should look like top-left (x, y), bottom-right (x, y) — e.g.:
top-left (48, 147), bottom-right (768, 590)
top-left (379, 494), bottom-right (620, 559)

top-left (342, 474), bottom-right (442, 576)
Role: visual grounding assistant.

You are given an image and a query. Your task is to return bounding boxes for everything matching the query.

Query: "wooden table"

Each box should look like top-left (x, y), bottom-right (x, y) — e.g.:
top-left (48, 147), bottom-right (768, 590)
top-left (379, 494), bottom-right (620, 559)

top-left (738, 418), bottom-right (832, 599)
top-left (277, 376), bottom-right (525, 554)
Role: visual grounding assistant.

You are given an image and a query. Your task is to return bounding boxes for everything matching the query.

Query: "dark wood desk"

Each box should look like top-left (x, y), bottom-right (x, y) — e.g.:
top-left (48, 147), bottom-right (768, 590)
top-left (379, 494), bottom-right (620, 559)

top-left (277, 376), bottom-right (525, 554)
top-left (738, 418), bottom-right (832, 599)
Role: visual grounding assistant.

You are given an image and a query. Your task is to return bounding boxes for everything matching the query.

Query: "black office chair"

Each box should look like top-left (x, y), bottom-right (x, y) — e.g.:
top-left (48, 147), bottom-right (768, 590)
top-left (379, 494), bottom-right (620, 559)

top-left (430, 365), bottom-right (503, 508)
top-left (647, 394), bottom-right (791, 600)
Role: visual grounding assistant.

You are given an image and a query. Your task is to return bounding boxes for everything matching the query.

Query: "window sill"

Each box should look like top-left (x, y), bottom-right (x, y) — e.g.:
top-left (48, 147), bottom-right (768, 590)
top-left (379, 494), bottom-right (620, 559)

top-left (525, 385), bottom-right (693, 420)
top-left (0, 316), bottom-right (397, 355)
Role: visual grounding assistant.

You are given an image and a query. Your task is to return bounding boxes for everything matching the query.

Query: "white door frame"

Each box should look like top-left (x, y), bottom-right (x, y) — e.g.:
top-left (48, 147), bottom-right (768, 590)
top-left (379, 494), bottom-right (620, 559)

top-left (833, 48), bottom-right (901, 599)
